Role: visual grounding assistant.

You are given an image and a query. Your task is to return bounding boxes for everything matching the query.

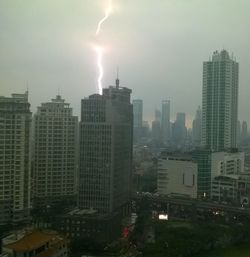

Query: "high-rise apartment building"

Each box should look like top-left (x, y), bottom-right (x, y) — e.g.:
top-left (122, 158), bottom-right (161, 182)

top-left (33, 95), bottom-right (78, 207)
top-left (79, 81), bottom-right (133, 214)
top-left (161, 100), bottom-right (170, 143)
top-left (0, 92), bottom-right (31, 225)
top-left (202, 50), bottom-right (239, 151)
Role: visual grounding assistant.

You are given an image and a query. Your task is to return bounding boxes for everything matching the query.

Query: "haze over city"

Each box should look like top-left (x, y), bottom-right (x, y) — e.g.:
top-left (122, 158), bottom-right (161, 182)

top-left (1, 0), bottom-right (250, 126)
top-left (3, 1), bottom-right (250, 257)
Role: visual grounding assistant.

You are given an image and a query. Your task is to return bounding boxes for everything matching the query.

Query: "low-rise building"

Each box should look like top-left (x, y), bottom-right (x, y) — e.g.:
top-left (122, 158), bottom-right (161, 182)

top-left (211, 172), bottom-right (250, 204)
top-left (157, 156), bottom-right (198, 198)
top-left (211, 151), bottom-right (244, 178)
top-left (192, 149), bottom-right (244, 198)
top-left (53, 209), bottom-right (122, 243)
top-left (2, 230), bottom-right (67, 257)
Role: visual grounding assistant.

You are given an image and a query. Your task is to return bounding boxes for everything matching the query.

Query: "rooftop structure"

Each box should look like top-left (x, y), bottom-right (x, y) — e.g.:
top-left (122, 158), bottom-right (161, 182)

top-left (2, 230), bottom-right (67, 257)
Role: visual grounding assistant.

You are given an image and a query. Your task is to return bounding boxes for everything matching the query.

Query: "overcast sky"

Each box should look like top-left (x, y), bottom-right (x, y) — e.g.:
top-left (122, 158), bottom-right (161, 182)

top-left (1, 0), bottom-right (250, 127)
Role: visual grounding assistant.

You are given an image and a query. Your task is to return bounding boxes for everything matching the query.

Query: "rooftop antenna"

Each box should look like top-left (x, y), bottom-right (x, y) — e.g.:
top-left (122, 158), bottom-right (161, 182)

top-left (115, 66), bottom-right (120, 88)
top-left (56, 87), bottom-right (62, 100)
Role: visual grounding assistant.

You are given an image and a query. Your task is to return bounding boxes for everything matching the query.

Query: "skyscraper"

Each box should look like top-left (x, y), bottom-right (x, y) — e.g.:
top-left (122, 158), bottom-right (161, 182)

top-left (237, 120), bottom-right (241, 145)
top-left (132, 99), bottom-right (143, 128)
top-left (202, 50), bottom-right (239, 151)
top-left (152, 120), bottom-right (161, 141)
top-left (154, 109), bottom-right (161, 123)
top-left (0, 92), bottom-right (31, 225)
top-left (172, 112), bottom-right (187, 145)
top-left (79, 80), bottom-right (133, 215)
top-left (192, 106), bottom-right (202, 146)
top-left (241, 121), bottom-right (248, 141)
top-left (33, 95), bottom-right (78, 207)
top-left (151, 109), bottom-right (161, 143)
top-left (132, 99), bottom-right (143, 143)
top-left (161, 100), bottom-right (170, 143)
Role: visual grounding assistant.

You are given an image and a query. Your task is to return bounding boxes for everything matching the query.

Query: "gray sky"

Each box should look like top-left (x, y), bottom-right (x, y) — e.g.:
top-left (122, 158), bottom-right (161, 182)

top-left (1, 0), bottom-right (250, 127)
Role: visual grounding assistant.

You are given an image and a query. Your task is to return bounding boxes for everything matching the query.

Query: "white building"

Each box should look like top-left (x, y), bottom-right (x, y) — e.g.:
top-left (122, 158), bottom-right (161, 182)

top-left (211, 151), bottom-right (246, 203)
top-left (33, 95), bottom-right (78, 207)
top-left (157, 157), bottom-right (198, 198)
top-left (0, 92), bottom-right (31, 225)
top-left (202, 50), bottom-right (239, 151)
top-left (211, 151), bottom-right (244, 179)
top-left (211, 173), bottom-right (250, 204)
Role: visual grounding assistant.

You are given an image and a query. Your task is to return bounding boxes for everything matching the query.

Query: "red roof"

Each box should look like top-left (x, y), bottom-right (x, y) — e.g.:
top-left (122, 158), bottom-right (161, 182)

top-left (5, 231), bottom-right (57, 252)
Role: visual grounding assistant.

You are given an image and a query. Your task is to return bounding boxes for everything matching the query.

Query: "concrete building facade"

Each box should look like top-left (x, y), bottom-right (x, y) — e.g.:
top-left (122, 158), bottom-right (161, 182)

top-left (157, 157), bottom-right (198, 198)
top-left (211, 173), bottom-right (250, 204)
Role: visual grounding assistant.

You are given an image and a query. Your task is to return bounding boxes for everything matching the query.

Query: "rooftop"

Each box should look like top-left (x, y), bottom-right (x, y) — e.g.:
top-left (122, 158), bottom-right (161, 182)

top-left (5, 231), bottom-right (59, 252)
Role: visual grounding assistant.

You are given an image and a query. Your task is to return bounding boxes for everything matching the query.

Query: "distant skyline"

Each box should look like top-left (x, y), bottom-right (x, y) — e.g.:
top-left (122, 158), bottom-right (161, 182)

top-left (1, 0), bottom-right (250, 127)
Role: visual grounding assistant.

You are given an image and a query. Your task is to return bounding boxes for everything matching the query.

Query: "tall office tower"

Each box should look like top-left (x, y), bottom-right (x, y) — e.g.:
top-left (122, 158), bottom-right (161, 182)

top-left (192, 106), bottom-right (202, 146)
top-left (241, 121), bottom-right (248, 141)
top-left (172, 112), bottom-right (187, 145)
top-left (161, 100), bottom-right (170, 143)
top-left (33, 95), bottom-right (78, 207)
top-left (152, 109), bottom-right (161, 142)
top-left (202, 50), bottom-right (239, 151)
top-left (152, 120), bottom-right (161, 141)
top-left (132, 99), bottom-right (143, 128)
top-left (132, 99), bottom-right (143, 143)
top-left (79, 81), bottom-right (133, 214)
top-left (154, 109), bottom-right (161, 123)
top-left (0, 92), bottom-right (31, 226)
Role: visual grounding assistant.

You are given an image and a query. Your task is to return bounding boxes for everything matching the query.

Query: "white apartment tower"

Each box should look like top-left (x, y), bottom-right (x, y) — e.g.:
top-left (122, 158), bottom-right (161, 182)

top-left (33, 95), bottom-right (78, 207)
top-left (202, 50), bottom-right (239, 151)
top-left (0, 92), bottom-right (31, 225)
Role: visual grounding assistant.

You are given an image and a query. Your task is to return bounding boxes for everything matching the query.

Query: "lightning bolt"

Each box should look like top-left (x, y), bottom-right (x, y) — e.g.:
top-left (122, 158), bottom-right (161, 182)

top-left (94, 0), bottom-right (113, 94)
top-left (96, 0), bottom-right (113, 36)
top-left (95, 45), bottom-right (104, 94)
